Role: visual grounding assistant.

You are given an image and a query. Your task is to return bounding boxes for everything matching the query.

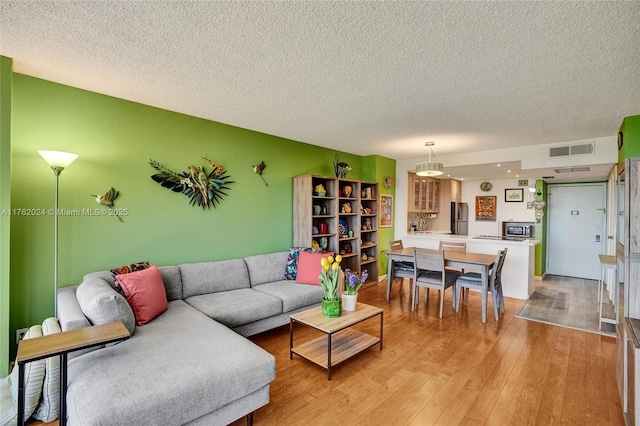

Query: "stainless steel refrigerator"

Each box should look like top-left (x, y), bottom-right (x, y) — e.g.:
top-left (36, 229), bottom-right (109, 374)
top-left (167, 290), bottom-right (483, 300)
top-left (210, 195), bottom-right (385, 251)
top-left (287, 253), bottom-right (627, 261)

top-left (450, 202), bottom-right (468, 235)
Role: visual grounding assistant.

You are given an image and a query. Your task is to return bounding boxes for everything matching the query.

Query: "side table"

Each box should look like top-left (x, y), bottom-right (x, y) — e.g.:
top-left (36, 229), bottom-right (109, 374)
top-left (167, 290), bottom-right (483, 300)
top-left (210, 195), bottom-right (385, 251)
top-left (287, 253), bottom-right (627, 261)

top-left (16, 321), bottom-right (130, 426)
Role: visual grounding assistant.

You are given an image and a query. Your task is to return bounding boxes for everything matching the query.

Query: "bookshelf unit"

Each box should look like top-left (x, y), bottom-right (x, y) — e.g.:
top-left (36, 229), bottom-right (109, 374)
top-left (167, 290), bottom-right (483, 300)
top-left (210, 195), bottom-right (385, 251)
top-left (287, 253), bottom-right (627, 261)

top-left (293, 175), bottom-right (379, 286)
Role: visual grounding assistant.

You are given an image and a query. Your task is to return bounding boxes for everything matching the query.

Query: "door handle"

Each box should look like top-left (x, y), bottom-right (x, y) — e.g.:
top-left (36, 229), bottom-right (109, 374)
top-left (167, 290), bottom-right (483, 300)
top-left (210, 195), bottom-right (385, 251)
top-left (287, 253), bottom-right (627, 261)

top-left (608, 235), bottom-right (615, 240)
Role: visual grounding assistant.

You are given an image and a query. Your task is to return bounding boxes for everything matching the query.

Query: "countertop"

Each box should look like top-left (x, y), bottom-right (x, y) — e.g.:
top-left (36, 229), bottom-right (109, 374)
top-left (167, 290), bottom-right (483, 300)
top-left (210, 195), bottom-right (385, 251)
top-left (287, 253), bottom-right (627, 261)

top-left (405, 231), bottom-right (540, 246)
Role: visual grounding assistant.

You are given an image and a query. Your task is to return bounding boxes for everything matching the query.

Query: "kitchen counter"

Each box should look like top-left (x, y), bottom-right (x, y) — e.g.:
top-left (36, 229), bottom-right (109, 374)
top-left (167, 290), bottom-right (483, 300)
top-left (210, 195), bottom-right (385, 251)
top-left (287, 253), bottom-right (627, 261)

top-left (401, 232), bottom-right (539, 300)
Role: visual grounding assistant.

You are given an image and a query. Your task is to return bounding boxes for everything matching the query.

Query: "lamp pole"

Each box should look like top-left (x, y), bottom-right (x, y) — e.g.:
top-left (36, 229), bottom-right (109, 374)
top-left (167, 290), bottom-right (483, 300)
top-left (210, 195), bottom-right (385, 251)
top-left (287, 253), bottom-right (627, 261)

top-left (39, 151), bottom-right (78, 317)
top-left (52, 166), bottom-right (63, 317)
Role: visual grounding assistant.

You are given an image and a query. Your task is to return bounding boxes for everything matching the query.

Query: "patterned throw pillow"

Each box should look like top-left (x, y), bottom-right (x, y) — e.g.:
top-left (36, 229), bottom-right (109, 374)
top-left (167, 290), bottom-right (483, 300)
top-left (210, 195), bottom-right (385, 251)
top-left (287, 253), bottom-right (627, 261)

top-left (285, 247), bottom-right (320, 280)
top-left (110, 261), bottom-right (150, 297)
top-left (110, 261), bottom-right (150, 278)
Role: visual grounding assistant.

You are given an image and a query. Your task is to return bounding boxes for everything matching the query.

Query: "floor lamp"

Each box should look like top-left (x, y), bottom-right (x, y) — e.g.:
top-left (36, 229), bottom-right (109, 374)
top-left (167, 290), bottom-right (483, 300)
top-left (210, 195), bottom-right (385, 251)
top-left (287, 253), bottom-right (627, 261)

top-left (38, 150), bottom-right (78, 317)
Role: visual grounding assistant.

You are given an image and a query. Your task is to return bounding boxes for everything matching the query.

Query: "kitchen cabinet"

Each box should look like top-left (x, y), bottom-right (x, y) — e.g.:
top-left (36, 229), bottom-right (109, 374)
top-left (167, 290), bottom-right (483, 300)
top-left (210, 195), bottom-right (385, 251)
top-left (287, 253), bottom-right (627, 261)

top-left (408, 172), bottom-right (440, 213)
top-left (450, 179), bottom-right (462, 203)
top-left (293, 175), bottom-right (379, 286)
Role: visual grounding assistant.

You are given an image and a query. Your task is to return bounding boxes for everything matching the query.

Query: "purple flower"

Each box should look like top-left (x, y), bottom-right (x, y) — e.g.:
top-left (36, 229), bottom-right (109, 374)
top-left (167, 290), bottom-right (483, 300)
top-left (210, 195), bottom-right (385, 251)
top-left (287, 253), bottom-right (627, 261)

top-left (344, 268), bottom-right (368, 295)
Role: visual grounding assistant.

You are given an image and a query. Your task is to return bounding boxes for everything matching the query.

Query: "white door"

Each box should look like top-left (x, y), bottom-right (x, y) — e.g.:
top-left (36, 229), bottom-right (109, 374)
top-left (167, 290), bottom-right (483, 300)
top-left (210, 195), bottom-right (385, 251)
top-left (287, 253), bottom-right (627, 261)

top-left (547, 183), bottom-right (606, 279)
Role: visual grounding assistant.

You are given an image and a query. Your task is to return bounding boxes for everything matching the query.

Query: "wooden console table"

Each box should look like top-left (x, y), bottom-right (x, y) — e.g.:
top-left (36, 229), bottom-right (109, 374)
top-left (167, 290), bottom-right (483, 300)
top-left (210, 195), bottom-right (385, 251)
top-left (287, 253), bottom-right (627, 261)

top-left (16, 321), bottom-right (130, 426)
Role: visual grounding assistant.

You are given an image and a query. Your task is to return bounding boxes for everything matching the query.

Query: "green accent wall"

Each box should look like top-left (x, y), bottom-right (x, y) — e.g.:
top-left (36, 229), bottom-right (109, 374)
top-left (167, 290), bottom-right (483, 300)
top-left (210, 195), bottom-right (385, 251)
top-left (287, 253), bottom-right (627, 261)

top-left (7, 73), bottom-right (395, 360)
top-left (619, 115), bottom-right (640, 162)
top-left (362, 155), bottom-right (396, 277)
top-left (1, 56), bottom-right (13, 375)
top-left (533, 179), bottom-right (547, 277)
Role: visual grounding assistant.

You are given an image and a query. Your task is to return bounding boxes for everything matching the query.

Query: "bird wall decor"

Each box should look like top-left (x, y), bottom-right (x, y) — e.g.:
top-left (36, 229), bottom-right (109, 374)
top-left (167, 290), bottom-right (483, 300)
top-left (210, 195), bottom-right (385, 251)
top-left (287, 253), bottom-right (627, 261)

top-left (91, 187), bottom-right (123, 222)
top-left (252, 161), bottom-right (268, 186)
top-left (149, 156), bottom-right (233, 209)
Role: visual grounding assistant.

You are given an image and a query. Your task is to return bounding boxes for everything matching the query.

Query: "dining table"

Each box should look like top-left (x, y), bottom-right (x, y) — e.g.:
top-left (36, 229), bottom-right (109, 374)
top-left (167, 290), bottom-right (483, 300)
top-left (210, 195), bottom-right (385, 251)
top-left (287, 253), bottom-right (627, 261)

top-left (385, 247), bottom-right (497, 322)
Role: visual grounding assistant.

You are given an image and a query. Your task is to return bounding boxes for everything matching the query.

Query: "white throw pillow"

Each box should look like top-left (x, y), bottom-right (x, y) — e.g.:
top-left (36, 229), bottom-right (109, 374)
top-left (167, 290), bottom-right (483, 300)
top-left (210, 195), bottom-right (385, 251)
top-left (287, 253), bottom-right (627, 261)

top-left (0, 325), bottom-right (46, 425)
top-left (33, 318), bottom-right (61, 422)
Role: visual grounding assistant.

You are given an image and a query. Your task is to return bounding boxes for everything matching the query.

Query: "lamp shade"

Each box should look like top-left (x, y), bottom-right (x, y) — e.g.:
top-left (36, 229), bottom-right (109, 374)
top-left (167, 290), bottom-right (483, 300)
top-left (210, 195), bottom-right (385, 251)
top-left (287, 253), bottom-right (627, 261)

top-left (38, 150), bottom-right (79, 168)
top-left (416, 162), bottom-right (444, 177)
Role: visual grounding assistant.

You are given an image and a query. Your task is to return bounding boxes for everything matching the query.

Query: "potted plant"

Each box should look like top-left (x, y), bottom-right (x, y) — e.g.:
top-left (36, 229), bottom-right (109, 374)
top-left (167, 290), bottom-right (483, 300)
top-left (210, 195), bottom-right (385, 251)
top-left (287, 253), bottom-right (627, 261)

top-left (319, 255), bottom-right (342, 317)
top-left (343, 268), bottom-right (368, 311)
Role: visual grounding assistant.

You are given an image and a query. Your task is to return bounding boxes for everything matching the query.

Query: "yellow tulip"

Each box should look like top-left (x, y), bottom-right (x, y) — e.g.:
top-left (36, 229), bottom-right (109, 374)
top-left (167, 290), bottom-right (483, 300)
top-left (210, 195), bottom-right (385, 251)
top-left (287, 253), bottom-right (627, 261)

top-left (332, 262), bottom-right (339, 271)
top-left (335, 255), bottom-right (342, 263)
top-left (324, 264), bottom-right (330, 271)
top-left (320, 258), bottom-right (327, 267)
top-left (327, 256), bottom-right (334, 264)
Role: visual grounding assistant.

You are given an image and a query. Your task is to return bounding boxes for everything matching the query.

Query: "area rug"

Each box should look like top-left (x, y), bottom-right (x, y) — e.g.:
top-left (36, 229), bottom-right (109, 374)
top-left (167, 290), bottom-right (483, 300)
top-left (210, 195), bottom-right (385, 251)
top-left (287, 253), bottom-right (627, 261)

top-left (515, 275), bottom-right (616, 336)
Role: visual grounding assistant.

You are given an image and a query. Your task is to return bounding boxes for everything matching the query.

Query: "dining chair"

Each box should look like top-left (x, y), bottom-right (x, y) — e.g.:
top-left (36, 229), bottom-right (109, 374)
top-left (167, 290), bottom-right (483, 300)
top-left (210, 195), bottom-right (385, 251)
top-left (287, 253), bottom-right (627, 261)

top-left (455, 248), bottom-right (507, 323)
top-left (412, 248), bottom-right (461, 318)
top-left (439, 241), bottom-right (467, 301)
top-left (386, 240), bottom-right (414, 301)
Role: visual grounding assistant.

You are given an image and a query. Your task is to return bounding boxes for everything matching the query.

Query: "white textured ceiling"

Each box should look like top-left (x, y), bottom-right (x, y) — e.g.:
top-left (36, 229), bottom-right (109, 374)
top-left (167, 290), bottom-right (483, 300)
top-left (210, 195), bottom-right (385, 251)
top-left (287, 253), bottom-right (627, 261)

top-left (1, 1), bottom-right (639, 180)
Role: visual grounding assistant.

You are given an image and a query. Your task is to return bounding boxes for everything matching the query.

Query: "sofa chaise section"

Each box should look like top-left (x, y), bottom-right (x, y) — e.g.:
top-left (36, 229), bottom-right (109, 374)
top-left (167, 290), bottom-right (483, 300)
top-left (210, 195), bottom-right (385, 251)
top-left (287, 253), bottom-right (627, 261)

top-left (66, 300), bottom-right (275, 426)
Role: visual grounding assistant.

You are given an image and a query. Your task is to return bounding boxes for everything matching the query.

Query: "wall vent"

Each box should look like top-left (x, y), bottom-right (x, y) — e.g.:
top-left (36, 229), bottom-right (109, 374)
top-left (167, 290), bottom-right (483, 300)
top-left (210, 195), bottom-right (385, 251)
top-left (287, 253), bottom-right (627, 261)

top-left (549, 142), bottom-right (594, 158)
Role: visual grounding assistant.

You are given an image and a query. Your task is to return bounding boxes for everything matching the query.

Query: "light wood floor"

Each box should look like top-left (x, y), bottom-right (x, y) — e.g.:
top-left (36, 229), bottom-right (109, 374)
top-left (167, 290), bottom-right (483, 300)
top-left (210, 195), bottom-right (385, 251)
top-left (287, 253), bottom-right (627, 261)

top-left (232, 279), bottom-right (623, 425)
top-left (30, 278), bottom-right (624, 426)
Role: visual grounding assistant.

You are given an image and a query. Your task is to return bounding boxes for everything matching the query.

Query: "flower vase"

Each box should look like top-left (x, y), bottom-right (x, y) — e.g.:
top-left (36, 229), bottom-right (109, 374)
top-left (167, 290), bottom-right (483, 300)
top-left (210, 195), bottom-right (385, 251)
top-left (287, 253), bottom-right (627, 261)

top-left (321, 298), bottom-right (341, 317)
top-left (342, 293), bottom-right (358, 311)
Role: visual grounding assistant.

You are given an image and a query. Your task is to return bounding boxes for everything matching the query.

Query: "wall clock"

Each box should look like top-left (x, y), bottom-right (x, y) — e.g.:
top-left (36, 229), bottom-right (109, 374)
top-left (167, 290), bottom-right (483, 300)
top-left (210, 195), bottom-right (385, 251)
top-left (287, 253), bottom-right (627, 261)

top-left (618, 132), bottom-right (624, 150)
top-left (480, 182), bottom-right (492, 192)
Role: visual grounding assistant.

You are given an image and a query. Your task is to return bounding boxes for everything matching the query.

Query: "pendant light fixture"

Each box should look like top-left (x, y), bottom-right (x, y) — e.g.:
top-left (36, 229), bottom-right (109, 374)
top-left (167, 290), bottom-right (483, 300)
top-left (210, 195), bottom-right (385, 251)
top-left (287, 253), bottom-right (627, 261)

top-left (416, 142), bottom-right (443, 177)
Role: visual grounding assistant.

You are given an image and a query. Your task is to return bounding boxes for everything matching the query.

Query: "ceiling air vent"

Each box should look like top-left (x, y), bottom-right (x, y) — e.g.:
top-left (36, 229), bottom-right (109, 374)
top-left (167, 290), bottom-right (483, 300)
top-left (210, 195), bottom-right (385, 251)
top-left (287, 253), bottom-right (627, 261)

top-left (549, 146), bottom-right (570, 157)
top-left (549, 142), bottom-right (594, 158)
top-left (571, 143), bottom-right (594, 155)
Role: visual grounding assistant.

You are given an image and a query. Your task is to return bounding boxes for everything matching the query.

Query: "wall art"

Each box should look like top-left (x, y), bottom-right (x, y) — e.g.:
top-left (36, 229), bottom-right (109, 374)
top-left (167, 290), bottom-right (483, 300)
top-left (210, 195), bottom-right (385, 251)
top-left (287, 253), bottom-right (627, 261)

top-left (475, 196), bottom-right (496, 221)
top-left (149, 156), bottom-right (233, 209)
top-left (379, 194), bottom-right (393, 227)
top-left (252, 161), bottom-right (268, 186)
top-left (505, 188), bottom-right (524, 202)
top-left (92, 187), bottom-right (124, 222)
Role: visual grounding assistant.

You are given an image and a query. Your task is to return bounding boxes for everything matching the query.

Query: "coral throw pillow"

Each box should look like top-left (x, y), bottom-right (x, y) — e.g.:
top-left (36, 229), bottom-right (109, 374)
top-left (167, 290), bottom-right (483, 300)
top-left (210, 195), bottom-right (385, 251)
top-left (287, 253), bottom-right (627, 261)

top-left (115, 265), bottom-right (167, 325)
top-left (295, 251), bottom-right (334, 285)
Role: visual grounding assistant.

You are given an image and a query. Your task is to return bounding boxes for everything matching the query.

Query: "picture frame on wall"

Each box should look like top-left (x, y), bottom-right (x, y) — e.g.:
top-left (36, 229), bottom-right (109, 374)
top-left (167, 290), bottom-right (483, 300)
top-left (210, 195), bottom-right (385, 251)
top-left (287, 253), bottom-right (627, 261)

top-left (379, 194), bottom-right (393, 227)
top-left (475, 196), bottom-right (497, 221)
top-left (505, 188), bottom-right (524, 202)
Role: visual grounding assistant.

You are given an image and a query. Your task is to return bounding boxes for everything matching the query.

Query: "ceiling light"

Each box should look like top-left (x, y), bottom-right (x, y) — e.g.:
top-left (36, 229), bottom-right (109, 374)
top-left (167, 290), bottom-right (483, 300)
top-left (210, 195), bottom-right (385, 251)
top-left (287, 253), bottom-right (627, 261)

top-left (416, 142), bottom-right (443, 177)
top-left (497, 164), bottom-right (501, 167)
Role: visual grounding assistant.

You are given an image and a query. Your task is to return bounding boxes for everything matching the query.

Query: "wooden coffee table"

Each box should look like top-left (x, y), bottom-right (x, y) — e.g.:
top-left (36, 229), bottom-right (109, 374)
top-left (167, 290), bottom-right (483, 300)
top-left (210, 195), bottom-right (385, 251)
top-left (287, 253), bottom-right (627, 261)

top-left (289, 302), bottom-right (383, 380)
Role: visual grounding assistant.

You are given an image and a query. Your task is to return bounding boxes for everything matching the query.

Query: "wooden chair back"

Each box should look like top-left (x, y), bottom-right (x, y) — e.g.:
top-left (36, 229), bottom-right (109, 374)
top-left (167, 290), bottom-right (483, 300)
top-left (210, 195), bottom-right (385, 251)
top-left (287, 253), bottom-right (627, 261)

top-left (389, 240), bottom-right (404, 251)
top-left (439, 241), bottom-right (467, 253)
top-left (413, 248), bottom-right (445, 274)
top-left (490, 248), bottom-right (508, 290)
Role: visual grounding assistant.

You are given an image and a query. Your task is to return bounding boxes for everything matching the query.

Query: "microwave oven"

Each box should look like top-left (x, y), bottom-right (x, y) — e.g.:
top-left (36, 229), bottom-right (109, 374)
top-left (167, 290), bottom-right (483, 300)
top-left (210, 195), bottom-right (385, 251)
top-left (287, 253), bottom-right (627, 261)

top-left (502, 222), bottom-right (534, 238)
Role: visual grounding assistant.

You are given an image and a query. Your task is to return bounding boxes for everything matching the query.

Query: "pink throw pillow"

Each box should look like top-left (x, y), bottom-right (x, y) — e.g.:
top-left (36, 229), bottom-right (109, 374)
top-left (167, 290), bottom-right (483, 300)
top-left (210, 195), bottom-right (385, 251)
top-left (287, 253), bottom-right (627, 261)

top-left (115, 265), bottom-right (167, 325)
top-left (295, 251), bottom-right (334, 285)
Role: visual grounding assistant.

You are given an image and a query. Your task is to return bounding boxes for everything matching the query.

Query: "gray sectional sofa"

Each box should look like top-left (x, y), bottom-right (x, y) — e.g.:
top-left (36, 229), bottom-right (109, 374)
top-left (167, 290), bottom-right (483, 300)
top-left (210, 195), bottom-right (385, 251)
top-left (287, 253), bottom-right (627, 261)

top-left (56, 251), bottom-right (324, 425)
